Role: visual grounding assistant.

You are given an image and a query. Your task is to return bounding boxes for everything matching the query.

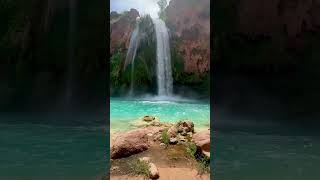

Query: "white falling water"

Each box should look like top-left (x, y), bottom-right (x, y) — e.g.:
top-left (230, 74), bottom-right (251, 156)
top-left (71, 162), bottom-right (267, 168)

top-left (152, 18), bottom-right (173, 96)
top-left (124, 19), bottom-right (140, 96)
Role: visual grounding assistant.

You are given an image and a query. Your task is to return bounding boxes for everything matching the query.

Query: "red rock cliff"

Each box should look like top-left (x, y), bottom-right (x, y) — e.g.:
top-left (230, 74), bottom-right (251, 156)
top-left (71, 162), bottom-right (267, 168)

top-left (165, 0), bottom-right (210, 77)
top-left (110, 9), bottom-right (140, 55)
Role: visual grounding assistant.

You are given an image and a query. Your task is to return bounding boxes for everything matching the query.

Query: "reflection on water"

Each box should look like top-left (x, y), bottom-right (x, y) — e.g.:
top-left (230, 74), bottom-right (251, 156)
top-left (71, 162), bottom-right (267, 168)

top-left (214, 127), bottom-right (320, 180)
top-left (0, 114), bottom-right (107, 180)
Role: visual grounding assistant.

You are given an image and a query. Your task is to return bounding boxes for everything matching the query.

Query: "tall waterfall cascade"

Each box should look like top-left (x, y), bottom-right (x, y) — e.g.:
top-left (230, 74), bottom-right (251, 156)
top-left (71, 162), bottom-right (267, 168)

top-left (152, 18), bottom-right (173, 96)
top-left (124, 18), bottom-right (140, 95)
top-left (124, 17), bottom-right (173, 96)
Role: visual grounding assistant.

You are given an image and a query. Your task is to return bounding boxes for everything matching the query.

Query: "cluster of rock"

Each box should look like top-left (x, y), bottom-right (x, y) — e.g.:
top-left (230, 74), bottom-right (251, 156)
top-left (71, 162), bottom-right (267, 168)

top-left (166, 120), bottom-right (194, 144)
top-left (110, 115), bottom-right (210, 179)
top-left (111, 115), bottom-right (210, 159)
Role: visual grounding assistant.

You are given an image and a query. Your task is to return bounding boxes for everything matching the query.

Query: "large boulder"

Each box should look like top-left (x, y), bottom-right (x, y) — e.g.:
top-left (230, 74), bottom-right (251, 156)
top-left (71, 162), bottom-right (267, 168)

top-left (111, 129), bottom-right (150, 159)
top-left (192, 129), bottom-right (210, 158)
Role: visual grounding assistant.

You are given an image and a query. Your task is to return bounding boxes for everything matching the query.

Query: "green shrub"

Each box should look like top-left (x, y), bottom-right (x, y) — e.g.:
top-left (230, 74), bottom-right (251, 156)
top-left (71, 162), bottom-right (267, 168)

top-left (186, 142), bottom-right (197, 158)
top-left (196, 157), bottom-right (210, 175)
top-left (161, 129), bottom-right (169, 147)
top-left (128, 159), bottom-right (150, 177)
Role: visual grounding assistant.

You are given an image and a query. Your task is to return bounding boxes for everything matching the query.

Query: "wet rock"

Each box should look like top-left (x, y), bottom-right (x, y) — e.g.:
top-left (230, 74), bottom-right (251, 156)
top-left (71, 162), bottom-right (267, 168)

top-left (143, 115), bottom-right (156, 122)
top-left (111, 129), bottom-right (149, 159)
top-left (149, 163), bottom-right (159, 179)
top-left (130, 116), bottom-right (160, 128)
top-left (169, 137), bottom-right (178, 144)
top-left (193, 129), bottom-right (210, 158)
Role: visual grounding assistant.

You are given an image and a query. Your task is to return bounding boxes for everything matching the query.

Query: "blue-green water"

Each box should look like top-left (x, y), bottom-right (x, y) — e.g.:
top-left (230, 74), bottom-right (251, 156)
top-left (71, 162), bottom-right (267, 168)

top-left (214, 127), bottom-right (320, 180)
top-left (0, 114), bottom-right (107, 180)
top-left (110, 97), bottom-right (210, 132)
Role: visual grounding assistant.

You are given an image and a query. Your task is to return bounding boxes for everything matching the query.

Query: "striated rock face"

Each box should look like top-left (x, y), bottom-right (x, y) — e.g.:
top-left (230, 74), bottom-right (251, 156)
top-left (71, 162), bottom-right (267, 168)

top-left (110, 9), bottom-right (140, 55)
top-left (165, 0), bottom-right (210, 77)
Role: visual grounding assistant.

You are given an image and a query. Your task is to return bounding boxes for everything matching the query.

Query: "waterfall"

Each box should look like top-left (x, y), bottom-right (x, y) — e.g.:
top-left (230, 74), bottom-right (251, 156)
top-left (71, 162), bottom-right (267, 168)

top-left (152, 18), bottom-right (173, 96)
top-left (124, 19), bottom-right (140, 96)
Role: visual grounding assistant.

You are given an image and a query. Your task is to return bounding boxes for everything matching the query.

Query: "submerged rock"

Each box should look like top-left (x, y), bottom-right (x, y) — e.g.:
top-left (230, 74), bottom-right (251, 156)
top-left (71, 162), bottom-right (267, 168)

top-left (143, 115), bottom-right (156, 122)
top-left (193, 129), bottom-right (210, 158)
top-left (111, 129), bottom-right (150, 159)
top-left (131, 116), bottom-right (160, 128)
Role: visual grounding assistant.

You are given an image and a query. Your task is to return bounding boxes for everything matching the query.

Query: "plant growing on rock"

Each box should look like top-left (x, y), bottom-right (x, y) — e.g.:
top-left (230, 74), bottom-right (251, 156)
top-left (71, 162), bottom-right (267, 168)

top-left (161, 129), bottom-right (170, 147)
top-left (128, 159), bottom-right (150, 177)
top-left (185, 142), bottom-right (210, 174)
top-left (196, 156), bottom-right (210, 175)
top-left (186, 142), bottom-right (197, 158)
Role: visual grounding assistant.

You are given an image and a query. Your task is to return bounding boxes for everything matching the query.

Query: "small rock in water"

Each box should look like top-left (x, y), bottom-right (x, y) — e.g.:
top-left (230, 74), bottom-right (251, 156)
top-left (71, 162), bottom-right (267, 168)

top-left (149, 163), bottom-right (159, 179)
top-left (139, 157), bottom-right (151, 163)
top-left (169, 137), bottom-right (178, 144)
top-left (143, 115), bottom-right (155, 122)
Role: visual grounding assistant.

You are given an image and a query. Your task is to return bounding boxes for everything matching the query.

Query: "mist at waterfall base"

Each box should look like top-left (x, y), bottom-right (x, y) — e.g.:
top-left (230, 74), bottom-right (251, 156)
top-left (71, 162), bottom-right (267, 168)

top-left (213, 68), bottom-right (320, 179)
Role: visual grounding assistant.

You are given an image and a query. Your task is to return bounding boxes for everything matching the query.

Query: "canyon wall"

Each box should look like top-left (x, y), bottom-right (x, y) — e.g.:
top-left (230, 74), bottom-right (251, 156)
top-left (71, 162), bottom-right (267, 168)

top-left (165, 0), bottom-right (210, 78)
top-left (213, 0), bottom-right (320, 120)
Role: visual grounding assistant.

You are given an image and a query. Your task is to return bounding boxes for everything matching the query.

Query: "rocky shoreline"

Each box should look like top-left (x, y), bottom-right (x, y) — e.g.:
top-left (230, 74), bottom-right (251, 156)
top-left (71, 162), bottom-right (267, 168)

top-left (110, 116), bottom-right (210, 179)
